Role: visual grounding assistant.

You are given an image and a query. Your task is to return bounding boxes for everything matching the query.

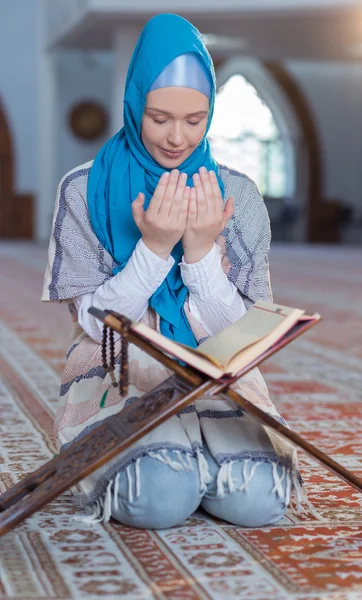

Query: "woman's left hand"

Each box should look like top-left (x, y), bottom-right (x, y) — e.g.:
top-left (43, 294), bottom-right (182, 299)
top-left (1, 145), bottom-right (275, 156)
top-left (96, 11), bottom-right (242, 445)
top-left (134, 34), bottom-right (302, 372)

top-left (182, 167), bottom-right (234, 263)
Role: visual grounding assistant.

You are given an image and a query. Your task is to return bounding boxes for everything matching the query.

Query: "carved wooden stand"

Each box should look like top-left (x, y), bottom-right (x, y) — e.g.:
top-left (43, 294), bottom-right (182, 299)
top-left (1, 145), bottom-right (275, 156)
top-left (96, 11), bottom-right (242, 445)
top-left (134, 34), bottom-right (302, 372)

top-left (1, 309), bottom-right (361, 537)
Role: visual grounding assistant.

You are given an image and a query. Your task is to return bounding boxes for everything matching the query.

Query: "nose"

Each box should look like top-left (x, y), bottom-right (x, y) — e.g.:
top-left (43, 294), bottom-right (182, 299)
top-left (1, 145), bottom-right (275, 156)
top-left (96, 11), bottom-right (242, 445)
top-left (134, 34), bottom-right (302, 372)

top-left (167, 121), bottom-right (184, 147)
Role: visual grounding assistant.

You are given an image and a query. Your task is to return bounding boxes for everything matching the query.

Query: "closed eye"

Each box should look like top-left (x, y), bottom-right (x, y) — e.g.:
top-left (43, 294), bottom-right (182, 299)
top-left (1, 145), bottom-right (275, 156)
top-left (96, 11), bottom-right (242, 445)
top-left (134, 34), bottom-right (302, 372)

top-left (153, 118), bottom-right (201, 126)
top-left (153, 119), bottom-right (168, 125)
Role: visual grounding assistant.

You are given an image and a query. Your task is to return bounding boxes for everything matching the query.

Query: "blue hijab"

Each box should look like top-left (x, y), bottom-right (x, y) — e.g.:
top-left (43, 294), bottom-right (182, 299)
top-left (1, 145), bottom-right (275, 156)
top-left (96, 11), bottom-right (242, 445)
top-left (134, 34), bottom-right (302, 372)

top-left (87, 13), bottom-right (224, 347)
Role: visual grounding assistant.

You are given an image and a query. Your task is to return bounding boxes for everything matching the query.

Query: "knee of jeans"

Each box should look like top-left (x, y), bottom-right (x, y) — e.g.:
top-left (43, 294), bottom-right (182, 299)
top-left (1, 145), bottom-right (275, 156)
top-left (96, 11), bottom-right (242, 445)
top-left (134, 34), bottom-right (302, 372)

top-left (201, 460), bottom-right (288, 527)
top-left (111, 453), bottom-right (202, 529)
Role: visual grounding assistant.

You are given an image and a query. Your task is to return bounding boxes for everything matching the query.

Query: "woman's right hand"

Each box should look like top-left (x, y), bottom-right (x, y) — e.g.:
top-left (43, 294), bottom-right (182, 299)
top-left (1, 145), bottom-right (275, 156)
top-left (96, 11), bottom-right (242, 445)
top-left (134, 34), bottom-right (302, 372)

top-left (132, 169), bottom-right (190, 260)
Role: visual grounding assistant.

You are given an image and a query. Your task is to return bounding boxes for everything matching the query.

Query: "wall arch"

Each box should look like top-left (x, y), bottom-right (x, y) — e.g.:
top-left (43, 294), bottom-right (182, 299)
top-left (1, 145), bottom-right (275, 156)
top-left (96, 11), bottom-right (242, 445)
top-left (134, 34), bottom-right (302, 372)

top-left (215, 58), bottom-right (340, 242)
top-left (0, 100), bottom-right (14, 236)
top-left (215, 57), bottom-right (308, 241)
top-left (264, 62), bottom-right (340, 243)
top-left (0, 99), bottom-right (33, 238)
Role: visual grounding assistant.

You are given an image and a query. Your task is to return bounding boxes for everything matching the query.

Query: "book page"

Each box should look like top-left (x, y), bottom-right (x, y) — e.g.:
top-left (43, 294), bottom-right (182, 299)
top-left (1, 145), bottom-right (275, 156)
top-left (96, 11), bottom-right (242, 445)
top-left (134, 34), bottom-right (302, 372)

top-left (131, 321), bottom-right (224, 378)
top-left (227, 316), bottom-right (320, 378)
top-left (195, 301), bottom-right (303, 369)
top-left (226, 309), bottom-right (310, 374)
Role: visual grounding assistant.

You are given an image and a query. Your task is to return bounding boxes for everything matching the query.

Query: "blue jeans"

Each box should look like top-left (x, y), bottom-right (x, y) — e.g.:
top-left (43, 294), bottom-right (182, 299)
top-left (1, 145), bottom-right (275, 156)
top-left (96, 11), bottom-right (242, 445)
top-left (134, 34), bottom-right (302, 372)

top-left (111, 445), bottom-right (288, 529)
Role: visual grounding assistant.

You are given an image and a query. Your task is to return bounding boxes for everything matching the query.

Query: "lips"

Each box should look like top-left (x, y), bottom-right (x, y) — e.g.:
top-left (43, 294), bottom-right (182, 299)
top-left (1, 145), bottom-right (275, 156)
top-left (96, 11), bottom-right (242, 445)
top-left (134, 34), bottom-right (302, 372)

top-left (161, 148), bottom-right (185, 157)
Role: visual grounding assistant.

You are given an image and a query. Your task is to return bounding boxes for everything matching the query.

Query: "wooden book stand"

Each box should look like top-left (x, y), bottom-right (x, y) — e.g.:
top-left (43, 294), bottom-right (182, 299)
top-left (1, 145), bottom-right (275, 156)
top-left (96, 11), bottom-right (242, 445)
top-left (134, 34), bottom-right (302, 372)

top-left (1, 309), bottom-right (361, 537)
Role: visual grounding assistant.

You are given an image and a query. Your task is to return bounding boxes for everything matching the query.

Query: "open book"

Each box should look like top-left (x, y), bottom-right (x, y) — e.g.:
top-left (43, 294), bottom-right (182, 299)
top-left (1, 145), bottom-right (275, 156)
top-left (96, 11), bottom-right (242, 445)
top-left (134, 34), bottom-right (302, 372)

top-left (89, 301), bottom-right (321, 379)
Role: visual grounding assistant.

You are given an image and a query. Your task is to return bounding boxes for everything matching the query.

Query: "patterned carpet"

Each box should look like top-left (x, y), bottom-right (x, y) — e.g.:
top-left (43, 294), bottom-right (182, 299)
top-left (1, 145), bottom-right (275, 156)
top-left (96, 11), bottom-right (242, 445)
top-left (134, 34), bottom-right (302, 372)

top-left (0, 241), bottom-right (361, 600)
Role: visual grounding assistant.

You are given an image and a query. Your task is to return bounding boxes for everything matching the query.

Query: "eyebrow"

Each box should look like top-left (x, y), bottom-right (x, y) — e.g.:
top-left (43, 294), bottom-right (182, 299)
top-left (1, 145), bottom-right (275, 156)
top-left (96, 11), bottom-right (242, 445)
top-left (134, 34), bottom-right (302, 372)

top-left (146, 107), bottom-right (208, 117)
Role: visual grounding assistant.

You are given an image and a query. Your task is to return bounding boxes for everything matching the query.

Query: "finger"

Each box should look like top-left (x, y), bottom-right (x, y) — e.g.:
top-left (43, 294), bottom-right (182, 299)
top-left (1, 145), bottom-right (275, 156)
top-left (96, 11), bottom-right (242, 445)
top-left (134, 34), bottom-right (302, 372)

top-left (148, 172), bottom-right (170, 213)
top-left (179, 185), bottom-right (190, 226)
top-left (199, 167), bottom-right (214, 214)
top-left (192, 172), bottom-right (206, 219)
top-left (209, 170), bottom-right (223, 213)
top-left (187, 187), bottom-right (197, 225)
top-left (159, 169), bottom-right (180, 215)
top-left (131, 193), bottom-right (145, 226)
top-left (170, 172), bottom-right (187, 216)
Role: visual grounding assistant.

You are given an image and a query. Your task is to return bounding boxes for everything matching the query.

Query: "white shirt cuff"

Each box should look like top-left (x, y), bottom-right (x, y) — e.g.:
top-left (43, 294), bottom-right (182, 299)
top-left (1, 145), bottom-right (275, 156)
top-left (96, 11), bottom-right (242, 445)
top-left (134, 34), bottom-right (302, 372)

top-left (180, 243), bottom-right (229, 301)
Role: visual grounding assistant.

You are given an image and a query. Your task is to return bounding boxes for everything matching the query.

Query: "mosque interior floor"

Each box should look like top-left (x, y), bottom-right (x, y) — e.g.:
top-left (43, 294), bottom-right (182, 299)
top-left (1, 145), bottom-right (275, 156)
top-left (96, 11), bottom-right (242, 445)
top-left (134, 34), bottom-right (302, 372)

top-left (0, 241), bottom-right (361, 600)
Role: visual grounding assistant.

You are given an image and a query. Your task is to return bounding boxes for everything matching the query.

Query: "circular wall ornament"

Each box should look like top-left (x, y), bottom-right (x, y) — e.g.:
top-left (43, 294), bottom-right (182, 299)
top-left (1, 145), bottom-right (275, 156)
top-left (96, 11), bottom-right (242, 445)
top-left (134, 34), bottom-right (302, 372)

top-left (68, 100), bottom-right (108, 141)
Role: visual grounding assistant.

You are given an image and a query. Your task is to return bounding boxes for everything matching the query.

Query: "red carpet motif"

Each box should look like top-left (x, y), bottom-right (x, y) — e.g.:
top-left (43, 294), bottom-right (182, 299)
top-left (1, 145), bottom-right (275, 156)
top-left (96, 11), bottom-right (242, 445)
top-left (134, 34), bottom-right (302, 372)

top-left (0, 242), bottom-right (361, 599)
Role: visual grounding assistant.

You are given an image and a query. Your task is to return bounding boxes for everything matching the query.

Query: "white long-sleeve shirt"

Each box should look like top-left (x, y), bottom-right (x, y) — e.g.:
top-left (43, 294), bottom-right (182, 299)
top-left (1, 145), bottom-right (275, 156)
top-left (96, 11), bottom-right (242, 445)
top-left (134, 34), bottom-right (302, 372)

top-left (74, 239), bottom-right (246, 343)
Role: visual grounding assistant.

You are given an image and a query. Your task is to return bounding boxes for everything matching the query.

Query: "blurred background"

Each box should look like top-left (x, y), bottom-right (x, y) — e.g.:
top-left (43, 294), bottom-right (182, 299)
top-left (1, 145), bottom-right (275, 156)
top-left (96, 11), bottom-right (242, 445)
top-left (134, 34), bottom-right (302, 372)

top-left (1, 0), bottom-right (362, 246)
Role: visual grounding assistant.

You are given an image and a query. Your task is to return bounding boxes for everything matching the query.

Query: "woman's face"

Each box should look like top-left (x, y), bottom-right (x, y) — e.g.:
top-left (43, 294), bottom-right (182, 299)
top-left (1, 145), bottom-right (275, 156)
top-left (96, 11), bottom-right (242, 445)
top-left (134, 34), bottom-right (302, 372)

top-left (141, 87), bottom-right (209, 168)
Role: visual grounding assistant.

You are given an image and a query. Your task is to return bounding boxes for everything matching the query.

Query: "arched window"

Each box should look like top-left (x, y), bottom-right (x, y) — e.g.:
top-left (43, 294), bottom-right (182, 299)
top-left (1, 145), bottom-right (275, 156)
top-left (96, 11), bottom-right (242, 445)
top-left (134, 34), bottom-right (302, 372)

top-left (208, 58), bottom-right (306, 219)
top-left (208, 74), bottom-right (286, 198)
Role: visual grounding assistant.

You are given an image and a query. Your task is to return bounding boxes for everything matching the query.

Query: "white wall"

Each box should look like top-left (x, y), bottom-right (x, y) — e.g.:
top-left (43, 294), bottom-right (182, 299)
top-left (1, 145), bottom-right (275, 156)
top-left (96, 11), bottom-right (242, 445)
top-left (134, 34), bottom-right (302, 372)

top-left (285, 60), bottom-right (362, 219)
top-left (0, 0), bottom-right (40, 195)
top-left (0, 2), bottom-right (114, 241)
top-left (55, 50), bottom-right (114, 184)
top-left (35, 47), bottom-right (114, 243)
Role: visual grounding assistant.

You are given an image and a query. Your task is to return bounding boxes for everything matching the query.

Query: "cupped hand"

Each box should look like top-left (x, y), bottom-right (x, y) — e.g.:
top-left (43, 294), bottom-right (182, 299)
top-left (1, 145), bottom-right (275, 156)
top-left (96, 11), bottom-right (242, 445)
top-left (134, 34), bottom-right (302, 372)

top-left (182, 167), bottom-right (234, 263)
top-left (132, 169), bottom-right (190, 260)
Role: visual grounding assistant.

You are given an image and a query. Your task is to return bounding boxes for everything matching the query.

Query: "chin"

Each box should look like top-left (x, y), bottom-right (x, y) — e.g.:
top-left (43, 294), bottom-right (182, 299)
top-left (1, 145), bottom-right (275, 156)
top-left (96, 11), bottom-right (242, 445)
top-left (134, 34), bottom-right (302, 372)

top-left (161, 158), bottom-right (185, 169)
